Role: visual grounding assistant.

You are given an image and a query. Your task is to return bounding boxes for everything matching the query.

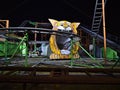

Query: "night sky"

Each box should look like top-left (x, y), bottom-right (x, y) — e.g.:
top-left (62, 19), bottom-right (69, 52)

top-left (0, 0), bottom-right (119, 36)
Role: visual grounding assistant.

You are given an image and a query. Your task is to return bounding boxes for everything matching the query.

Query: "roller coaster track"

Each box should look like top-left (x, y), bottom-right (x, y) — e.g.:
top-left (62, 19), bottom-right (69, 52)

top-left (15, 20), bottom-right (120, 52)
top-left (0, 26), bottom-right (120, 53)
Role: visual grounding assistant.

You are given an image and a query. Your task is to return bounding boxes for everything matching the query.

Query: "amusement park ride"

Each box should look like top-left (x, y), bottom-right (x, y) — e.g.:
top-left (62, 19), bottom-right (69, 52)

top-left (0, 0), bottom-right (120, 85)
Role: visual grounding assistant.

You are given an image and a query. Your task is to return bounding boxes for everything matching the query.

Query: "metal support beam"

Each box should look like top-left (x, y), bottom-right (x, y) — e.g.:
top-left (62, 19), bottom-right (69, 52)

top-left (0, 67), bottom-right (120, 84)
top-left (102, 0), bottom-right (107, 64)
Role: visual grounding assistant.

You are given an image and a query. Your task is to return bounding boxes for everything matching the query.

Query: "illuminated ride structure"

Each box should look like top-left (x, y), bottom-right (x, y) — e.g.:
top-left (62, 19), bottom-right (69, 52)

top-left (0, 19), bottom-right (120, 84)
top-left (0, 0), bottom-right (120, 85)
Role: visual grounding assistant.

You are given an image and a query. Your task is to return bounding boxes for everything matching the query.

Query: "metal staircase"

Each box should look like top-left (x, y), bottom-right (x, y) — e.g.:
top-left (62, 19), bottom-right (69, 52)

top-left (91, 0), bottom-right (107, 33)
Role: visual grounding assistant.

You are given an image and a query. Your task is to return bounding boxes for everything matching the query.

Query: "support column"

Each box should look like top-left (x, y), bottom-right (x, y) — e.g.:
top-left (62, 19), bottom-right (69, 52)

top-left (102, 0), bottom-right (107, 64)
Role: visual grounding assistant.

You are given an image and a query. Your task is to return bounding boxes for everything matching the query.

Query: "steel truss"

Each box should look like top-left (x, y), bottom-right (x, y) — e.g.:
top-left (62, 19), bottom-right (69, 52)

top-left (0, 66), bottom-right (120, 84)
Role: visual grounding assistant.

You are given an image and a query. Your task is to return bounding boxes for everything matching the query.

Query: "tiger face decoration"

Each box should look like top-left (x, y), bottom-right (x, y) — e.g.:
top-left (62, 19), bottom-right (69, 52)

top-left (49, 19), bottom-right (80, 59)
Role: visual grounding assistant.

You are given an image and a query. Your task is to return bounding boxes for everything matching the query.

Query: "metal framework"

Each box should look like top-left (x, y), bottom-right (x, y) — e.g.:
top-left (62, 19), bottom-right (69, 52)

top-left (91, 0), bottom-right (108, 63)
top-left (0, 66), bottom-right (120, 84)
top-left (0, 27), bottom-right (103, 68)
top-left (0, 27), bottom-right (119, 67)
top-left (0, 26), bottom-right (120, 86)
top-left (0, 20), bottom-right (9, 28)
top-left (0, 1), bottom-right (120, 86)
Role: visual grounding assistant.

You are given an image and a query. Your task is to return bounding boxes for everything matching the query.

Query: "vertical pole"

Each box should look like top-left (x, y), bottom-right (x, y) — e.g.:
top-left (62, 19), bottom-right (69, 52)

top-left (70, 36), bottom-right (74, 66)
top-left (6, 20), bottom-right (9, 28)
top-left (4, 40), bottom-right (8, 62)
top-left (93, 38), bottom-right (96, 58)
top-left (5, 20), bottom-right (9, 63)
top-left (102, 0), bottom-right (107, 64)
top-left (34, 23), bottom-right (38, 52)
top-left (6, 20), bottom-right (9, 33)
top-left (25, 33), bottom-right (28, 67)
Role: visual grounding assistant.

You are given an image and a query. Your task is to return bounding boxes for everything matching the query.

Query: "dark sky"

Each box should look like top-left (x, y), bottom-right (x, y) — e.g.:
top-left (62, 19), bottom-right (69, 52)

top-left (0, 0), bottom-right (119, 35)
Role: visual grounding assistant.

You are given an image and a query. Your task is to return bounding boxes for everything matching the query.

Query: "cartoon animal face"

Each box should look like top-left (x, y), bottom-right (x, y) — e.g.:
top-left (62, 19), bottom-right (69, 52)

top-left (54, 21), bottom-right (72, 32)
top-left (49, 19), bottom-right (80, 55)
top-left (48, 19), bottom-right (80, 34)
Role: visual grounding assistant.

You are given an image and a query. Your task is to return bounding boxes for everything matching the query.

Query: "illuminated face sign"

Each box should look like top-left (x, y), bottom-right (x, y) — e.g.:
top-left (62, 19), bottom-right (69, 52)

top-left (49, 19), bottom-right (80, 59)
